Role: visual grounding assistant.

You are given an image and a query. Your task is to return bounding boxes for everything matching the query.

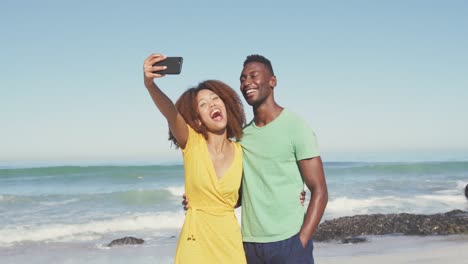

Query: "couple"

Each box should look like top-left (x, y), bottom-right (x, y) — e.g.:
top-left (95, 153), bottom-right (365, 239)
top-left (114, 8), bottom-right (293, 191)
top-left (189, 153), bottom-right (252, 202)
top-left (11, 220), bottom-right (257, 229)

top-left (143, 53), bottom-right (328, 264)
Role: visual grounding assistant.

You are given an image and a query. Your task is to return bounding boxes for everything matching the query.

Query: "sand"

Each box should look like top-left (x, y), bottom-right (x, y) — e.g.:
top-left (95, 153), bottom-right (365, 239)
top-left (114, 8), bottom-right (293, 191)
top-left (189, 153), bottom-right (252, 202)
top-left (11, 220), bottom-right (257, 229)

top-left (315, 235), bottom-right (468, 264)
top-left (2, 234), bottom-right (467, 264)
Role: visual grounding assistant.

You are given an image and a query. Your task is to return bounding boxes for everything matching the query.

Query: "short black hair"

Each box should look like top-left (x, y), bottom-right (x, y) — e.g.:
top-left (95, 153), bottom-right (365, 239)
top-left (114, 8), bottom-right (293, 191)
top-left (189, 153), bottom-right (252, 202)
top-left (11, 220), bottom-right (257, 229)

top-left (243, 54), bottom-right (275, 76)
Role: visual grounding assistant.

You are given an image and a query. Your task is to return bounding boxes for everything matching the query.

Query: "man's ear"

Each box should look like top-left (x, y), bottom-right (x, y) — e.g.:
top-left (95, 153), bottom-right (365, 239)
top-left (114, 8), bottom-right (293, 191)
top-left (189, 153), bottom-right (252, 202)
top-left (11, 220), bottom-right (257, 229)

top-left (269, 76), bottom-right (277, 89)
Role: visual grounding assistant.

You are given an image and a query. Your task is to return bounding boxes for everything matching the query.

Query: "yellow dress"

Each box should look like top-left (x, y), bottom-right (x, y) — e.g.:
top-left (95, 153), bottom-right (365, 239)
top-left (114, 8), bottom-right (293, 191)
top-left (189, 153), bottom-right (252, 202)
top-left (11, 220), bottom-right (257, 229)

top-left (174, 126), bottom-right (246, 264)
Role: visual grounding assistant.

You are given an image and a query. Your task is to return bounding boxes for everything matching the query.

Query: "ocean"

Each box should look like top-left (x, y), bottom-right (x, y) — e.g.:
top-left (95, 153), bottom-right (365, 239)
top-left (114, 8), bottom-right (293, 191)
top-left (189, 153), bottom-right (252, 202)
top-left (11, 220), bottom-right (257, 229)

top-left (1, 161), bottom-right (467, 263)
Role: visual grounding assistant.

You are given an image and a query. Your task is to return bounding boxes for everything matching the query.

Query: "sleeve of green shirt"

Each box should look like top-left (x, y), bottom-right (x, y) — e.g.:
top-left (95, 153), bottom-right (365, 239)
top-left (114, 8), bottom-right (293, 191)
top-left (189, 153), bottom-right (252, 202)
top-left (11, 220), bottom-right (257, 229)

top-left (293, 117), bottom-right (320, 160)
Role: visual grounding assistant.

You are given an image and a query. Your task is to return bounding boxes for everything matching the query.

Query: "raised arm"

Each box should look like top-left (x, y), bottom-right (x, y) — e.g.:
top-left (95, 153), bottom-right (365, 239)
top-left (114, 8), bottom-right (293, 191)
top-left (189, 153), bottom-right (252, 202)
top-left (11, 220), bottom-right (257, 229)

top-left (298, 156), bottom-right (328, 247)
top-left (143, 53), bottom-right (188, 148)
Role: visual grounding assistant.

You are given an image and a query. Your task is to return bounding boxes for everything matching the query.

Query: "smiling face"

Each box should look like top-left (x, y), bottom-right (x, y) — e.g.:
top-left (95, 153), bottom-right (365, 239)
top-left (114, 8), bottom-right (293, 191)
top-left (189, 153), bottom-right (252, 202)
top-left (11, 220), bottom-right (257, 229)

top-left (196, 89), bottom-right (228, 133)
top-left (239, 62), bottom-right (277, 106)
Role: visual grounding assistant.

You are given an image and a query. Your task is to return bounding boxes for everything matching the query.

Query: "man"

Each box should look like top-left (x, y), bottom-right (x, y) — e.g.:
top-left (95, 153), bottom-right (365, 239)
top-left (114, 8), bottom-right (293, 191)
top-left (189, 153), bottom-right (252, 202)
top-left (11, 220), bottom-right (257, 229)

top-left (239, 54), bottom-right (328, 263)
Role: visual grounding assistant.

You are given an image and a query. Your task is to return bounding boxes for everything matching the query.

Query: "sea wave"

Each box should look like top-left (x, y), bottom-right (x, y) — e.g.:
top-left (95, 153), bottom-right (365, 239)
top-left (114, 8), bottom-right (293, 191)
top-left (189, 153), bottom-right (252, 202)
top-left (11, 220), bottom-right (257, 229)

top-left (0, 212), bottom-right (185, 246)
top-left (325, 192), bottom-right (467, 219)
top-left (456, 180), bottom-right (468, 190)
top-left (0, 188), bottom-right (181, 207)
top-left (39, 198), bottom-right (80, 207)
top-left (104, 189), bottom-right (176, 205)
top-left (325, 161), bottom-right (468, 176)
top-left (2, 161), bottom-right (465, 179)
top-left (0, 165), bottom-right (183, 177)
top-left (164, 186), bottom-right (185, 197)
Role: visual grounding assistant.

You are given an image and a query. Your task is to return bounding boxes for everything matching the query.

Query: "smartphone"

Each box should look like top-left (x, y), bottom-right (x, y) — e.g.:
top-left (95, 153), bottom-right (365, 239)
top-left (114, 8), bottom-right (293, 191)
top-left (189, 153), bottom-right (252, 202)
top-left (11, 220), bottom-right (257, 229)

top-left (153, 57), bottom-right (183, 75)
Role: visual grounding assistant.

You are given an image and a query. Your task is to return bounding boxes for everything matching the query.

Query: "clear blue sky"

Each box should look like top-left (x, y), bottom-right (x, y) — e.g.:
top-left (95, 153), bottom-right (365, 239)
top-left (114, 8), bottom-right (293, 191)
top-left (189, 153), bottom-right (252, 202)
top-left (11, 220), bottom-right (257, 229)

top-left (1, 1), bottom-right (467, 166)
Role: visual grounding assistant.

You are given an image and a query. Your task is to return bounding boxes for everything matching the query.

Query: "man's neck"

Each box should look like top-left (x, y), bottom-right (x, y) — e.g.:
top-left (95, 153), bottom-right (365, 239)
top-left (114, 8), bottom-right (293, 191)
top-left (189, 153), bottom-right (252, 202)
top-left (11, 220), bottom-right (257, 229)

top-left (253, 101), bottom-right (283, 127)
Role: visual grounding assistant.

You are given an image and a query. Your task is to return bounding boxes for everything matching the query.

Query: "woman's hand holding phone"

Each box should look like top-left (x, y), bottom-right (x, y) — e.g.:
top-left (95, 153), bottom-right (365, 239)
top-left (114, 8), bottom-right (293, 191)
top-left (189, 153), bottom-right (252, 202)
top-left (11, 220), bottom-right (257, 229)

top-left (143, 54), bottom-right (168, 85)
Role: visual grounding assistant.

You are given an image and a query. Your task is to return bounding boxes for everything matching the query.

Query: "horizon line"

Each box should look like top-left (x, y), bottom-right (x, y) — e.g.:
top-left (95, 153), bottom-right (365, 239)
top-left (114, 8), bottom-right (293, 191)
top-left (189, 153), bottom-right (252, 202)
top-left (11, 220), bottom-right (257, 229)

top-left (2, 159), bottom-right (468, 170)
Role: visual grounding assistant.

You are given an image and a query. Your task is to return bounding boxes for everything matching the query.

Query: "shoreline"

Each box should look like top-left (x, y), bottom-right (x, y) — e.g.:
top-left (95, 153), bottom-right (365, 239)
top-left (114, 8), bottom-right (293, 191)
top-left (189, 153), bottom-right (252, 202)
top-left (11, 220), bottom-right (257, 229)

top-left (315, 234), bottom-right (468, 264)
top-left (2, 234), bottom-right (467, 264)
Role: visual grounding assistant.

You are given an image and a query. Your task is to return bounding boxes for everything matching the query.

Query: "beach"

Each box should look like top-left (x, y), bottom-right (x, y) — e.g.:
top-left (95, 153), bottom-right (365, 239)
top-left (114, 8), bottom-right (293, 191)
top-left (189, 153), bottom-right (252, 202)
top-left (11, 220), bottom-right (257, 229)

top-left (1, 162), bottom-right (467, 263)
top-left (2, 233), bottom-right (468, 264)
top-left (316, 235), bottom-right (468, 264)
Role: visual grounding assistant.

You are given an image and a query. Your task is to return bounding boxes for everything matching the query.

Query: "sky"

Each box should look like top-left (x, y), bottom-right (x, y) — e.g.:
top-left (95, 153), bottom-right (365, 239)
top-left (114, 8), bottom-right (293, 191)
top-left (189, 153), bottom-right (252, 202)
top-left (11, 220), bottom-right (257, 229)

top-left (1, 0), bottom-right (467, 166)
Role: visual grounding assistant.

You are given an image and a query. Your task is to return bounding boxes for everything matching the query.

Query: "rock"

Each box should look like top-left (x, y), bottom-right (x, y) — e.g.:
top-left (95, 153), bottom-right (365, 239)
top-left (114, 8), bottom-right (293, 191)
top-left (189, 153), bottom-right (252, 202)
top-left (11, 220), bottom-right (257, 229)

top-left (107, 236), bottom-right (144, 247)
top-left (341, 236), bottom-right (367, 244)
top-left (465, 184), bottom-right (468, 199)
top-left (314, 210), bottom-right (468, 242)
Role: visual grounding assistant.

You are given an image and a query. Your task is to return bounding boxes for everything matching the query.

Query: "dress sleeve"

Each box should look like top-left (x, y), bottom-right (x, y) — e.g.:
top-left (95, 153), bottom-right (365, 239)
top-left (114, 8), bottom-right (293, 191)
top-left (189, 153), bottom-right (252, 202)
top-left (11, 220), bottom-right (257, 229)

top-left (181, 125), bottom-right (199, 154)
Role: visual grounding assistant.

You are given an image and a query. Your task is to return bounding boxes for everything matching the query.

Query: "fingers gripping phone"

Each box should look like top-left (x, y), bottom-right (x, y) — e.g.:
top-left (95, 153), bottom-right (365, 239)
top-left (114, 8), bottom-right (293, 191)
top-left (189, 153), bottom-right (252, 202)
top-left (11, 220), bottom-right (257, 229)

top-left (153, 57), bottom-right (183, 75)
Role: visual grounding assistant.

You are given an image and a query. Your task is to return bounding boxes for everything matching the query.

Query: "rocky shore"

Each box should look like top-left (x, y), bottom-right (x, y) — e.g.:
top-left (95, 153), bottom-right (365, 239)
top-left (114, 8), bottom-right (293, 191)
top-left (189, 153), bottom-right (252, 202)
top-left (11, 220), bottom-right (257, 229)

top-left (314, 210), bottom-right (468, 242)
top-left (107, 210), bottom-right (468, 246)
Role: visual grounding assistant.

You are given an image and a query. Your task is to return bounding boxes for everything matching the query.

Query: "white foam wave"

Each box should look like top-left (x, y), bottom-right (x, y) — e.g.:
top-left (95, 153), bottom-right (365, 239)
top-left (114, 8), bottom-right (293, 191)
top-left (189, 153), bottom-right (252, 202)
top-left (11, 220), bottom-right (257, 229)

top-left (0, 195), bottom-right (15, 202)
top-left (456, 180), bottom-right (468, 190)
top-left (325, 193), bottom-right (467, 219)
top-left (39, 198), bottom-right (79, 206)
top-left (0, 211), bottom-right (185, 246)
top-left (416, 194), bottom-right (466, 204)
top-left (165, 186), bottom-right (185, 197)
top-left (325, 196), bottom-right (400, 217)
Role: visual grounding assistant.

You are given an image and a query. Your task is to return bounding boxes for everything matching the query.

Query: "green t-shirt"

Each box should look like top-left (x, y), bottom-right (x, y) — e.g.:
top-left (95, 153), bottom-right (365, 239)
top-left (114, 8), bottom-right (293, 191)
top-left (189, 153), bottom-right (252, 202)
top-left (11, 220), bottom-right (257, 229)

top-left (240, 109), bottom-right (320, 243)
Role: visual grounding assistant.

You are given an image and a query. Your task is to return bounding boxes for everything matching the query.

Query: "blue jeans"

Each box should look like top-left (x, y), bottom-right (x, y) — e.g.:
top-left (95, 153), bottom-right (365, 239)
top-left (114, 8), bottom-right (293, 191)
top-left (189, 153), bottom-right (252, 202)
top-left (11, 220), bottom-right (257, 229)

top-left (243, 233), bottom-right (314, 264)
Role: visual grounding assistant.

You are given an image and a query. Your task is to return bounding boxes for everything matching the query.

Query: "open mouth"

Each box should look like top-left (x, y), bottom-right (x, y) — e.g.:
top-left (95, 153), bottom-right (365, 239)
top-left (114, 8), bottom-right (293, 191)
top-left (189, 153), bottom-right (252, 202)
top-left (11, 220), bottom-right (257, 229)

top-left (210, 109), bottom-right (223, 120)
top-left (245, 89), bottom-right (255, 97)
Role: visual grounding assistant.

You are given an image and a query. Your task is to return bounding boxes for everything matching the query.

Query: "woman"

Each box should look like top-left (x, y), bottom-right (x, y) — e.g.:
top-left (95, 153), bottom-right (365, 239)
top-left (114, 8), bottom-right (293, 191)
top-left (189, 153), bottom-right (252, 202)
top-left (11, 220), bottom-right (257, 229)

top-left (143, 54), bottom-right (247, 264)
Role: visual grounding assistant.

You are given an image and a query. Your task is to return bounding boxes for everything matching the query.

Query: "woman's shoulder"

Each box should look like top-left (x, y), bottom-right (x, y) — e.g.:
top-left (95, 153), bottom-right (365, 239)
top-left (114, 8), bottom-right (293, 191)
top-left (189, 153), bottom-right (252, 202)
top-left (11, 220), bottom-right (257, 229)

top-left (182, 125), bottom-right (206, 153)
top-left (231, 141), bottom-right (243, 156)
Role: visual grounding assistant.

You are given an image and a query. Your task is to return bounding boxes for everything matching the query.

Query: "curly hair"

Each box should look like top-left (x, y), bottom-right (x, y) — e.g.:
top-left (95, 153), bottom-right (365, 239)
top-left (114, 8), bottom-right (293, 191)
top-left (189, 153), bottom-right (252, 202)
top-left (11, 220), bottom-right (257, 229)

top-left (169, 80), bottom-right (246, 148)
top-left (243, 54), bottom-right (275, 76)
